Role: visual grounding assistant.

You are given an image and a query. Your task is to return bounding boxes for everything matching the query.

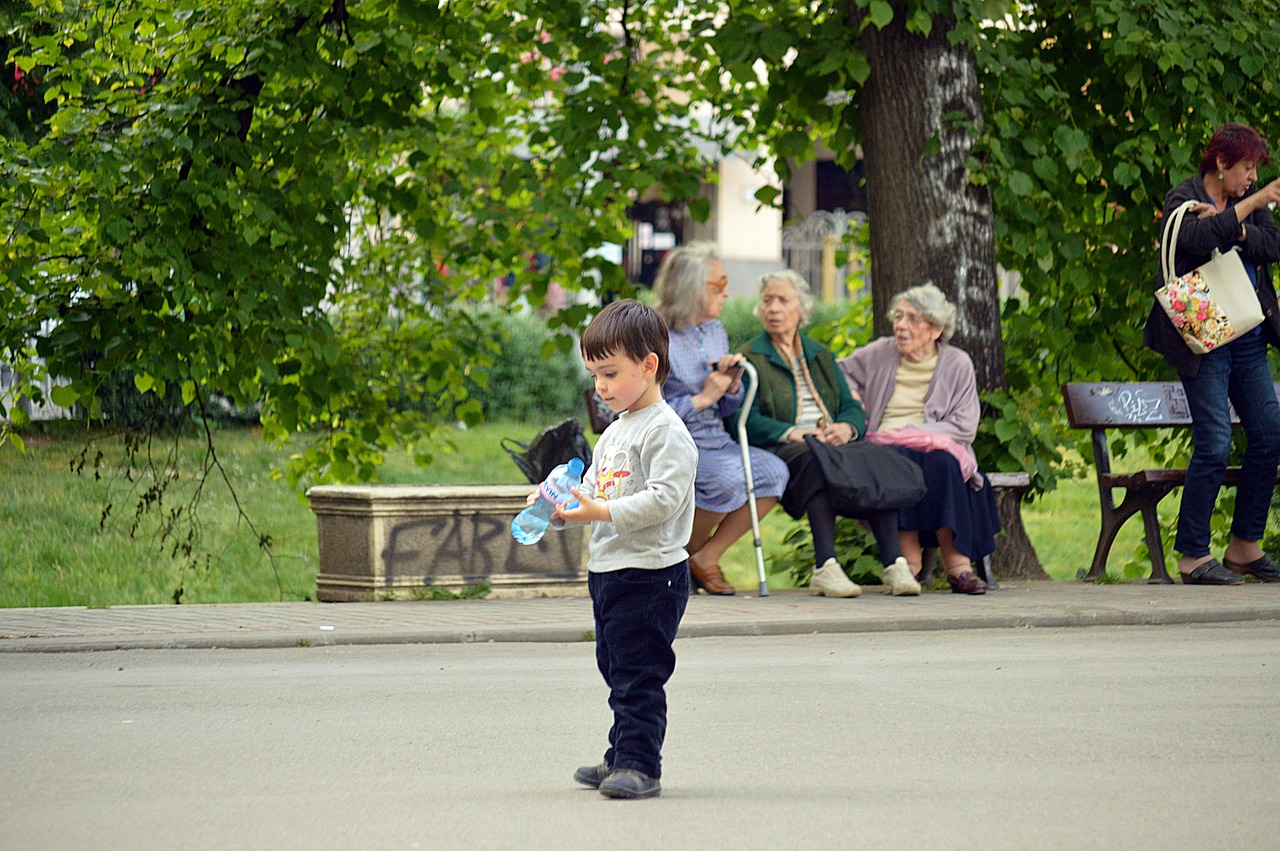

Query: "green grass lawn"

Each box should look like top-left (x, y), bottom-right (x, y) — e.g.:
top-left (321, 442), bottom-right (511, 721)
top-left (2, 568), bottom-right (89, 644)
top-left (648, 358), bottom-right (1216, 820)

top-left (1, 420), bottom-right (1158, 607)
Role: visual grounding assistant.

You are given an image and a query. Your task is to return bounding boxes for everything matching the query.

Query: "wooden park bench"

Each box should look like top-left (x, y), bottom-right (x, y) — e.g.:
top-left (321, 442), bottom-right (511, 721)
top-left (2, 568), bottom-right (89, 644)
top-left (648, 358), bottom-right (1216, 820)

top-left (1062, 381), bottom-right (1280, 584)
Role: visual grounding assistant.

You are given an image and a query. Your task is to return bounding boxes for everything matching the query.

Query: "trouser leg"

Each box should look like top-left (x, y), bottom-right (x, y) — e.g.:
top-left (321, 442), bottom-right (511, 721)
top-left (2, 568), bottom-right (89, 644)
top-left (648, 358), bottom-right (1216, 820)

top-left (589, 564), bottom-right (688, 779)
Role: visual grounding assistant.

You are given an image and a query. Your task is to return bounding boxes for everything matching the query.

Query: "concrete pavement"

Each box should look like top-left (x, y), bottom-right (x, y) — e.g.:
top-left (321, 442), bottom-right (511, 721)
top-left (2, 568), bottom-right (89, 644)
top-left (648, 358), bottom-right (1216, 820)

top-left (5, 626), bottom-right (1280, 849)
top-left (4, 580), bottom-right (1280, 652)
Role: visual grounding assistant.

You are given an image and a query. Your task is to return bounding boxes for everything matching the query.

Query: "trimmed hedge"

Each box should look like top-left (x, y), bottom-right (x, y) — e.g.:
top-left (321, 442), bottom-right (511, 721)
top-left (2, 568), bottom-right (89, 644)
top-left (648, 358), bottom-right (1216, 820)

top-left (469, 309), bottom-right (587, 424)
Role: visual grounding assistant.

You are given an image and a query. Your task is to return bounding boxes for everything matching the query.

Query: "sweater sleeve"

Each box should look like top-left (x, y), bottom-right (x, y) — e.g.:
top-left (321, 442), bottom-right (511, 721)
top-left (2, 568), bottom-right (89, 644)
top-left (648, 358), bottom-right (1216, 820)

top-left (823, 351), bottom-right (867, 438)
top-left (740, 351), bottom-right (795, 447)
top-left (1241, 195), bottom-right (1280, 267)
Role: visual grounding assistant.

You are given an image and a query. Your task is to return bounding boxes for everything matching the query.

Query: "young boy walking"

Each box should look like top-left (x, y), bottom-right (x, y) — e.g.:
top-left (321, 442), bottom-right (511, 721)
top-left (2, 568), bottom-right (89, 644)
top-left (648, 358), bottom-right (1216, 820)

top-left (554, 299), bottom-right (697, 800)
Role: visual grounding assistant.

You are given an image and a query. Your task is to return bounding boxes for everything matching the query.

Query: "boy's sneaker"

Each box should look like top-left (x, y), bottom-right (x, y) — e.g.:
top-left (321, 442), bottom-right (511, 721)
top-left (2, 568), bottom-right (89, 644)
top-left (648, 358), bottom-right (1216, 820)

top-left (573, 762), bottom-right (610, 789)
top-left (882, 557), bottom-right (922, 596)
top-left (598, 768), bottom-right (661, 799)
top-left (810, 558), bottom-right (861, 597)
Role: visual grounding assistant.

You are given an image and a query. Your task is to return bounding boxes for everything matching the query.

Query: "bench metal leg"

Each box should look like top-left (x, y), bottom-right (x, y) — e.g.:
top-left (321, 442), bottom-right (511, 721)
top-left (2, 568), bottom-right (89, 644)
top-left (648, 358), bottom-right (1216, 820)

top-left (1140, 500), bottom-right (1173, 585)
top-left (978, 555), bottom-right (999, 590)
top-left (1087, 486), bottom-right (1176, 582)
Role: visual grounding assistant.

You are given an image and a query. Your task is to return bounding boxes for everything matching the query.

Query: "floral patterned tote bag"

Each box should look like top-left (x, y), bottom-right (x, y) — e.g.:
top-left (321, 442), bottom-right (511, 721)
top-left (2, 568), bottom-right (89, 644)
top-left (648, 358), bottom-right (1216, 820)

top-left (1156, 200), bottom-right (1263, 354)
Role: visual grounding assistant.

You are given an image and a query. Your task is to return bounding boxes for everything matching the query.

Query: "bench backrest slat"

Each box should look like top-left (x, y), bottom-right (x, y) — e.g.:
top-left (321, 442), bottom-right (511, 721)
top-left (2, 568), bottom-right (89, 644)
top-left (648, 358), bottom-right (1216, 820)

top-left (1062, 382), bottom-right (1280, 430)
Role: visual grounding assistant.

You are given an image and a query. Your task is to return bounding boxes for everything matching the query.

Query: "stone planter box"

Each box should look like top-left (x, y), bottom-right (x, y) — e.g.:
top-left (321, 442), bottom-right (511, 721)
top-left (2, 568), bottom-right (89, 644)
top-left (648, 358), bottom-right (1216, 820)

top-left (306, 485), bottom-right (589, 602)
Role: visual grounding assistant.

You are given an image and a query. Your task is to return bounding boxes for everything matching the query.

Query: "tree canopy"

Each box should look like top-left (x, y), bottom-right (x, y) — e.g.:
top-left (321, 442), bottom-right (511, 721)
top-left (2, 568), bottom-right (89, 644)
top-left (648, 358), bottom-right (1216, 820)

top-left (2, 0), bottom-right (714, 486)
top-left (5, 0), bottom-right (1280, 500)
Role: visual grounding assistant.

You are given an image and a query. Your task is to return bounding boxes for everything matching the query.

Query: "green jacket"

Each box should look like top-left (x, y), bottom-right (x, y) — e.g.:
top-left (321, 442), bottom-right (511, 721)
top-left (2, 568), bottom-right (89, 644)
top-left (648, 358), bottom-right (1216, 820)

top-left (738, 331), bottom-right (867, 449)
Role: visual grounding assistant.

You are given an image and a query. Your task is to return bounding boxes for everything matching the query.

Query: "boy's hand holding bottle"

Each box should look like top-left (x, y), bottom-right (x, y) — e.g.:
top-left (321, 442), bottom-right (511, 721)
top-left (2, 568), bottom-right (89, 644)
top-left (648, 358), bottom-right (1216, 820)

top-left (555, 487), bottom-right (610, 524)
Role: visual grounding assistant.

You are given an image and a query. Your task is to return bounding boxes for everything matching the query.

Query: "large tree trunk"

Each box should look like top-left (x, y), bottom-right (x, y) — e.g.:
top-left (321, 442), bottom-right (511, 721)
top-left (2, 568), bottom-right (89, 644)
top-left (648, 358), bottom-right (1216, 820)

top-left (853, 7), bottom-right (1004, 395)
top-left (851, 6), bottom-right (1047, 580)
top-left (990, 485), bottom-right (1046, 581)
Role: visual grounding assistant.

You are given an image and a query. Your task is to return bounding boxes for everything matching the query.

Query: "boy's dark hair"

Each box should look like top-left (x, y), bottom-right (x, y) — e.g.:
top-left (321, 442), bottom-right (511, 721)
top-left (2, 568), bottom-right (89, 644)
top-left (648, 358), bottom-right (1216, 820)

top-left (581, 299), bottom-right (671, 384)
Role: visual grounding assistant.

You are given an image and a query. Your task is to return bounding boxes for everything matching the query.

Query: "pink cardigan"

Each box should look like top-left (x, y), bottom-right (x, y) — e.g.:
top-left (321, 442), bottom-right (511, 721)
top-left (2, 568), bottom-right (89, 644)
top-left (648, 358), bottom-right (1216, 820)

top-left (838, 337), bottom-right (983, 484)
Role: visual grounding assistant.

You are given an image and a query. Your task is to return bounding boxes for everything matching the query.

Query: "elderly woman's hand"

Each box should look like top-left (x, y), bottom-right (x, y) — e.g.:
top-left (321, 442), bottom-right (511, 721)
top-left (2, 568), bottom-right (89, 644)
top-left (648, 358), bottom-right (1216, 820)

top-left (693, 355), bottom-right (744, 410)
top-left (817, 421), bottom-right (855, 446)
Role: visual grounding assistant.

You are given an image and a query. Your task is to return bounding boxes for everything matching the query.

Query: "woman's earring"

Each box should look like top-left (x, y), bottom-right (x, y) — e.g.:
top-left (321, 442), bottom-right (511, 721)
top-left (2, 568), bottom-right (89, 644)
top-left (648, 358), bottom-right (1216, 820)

top-left (1218, 171), bottom-right (1224, 181)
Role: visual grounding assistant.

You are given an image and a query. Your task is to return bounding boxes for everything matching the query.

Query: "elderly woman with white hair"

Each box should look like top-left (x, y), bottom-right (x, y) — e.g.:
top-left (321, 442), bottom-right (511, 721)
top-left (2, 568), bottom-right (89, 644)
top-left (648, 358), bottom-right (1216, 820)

top-left (838, 282), bottom-right (1001, 595)
top-left (739, 270), bottom-right (919, 598)
top-left (655, 243), bottom-right (790, 596)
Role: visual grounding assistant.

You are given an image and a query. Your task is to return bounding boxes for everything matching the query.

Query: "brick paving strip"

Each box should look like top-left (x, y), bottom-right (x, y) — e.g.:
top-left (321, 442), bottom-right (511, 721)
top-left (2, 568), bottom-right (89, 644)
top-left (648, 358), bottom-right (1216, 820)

top-left (2, 582), bottom-right (1279, 653)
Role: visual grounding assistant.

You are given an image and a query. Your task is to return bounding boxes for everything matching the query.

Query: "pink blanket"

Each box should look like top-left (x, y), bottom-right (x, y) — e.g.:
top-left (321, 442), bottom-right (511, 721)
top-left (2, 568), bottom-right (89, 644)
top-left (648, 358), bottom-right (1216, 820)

top-left (866, 427), bottom-right (979, 485)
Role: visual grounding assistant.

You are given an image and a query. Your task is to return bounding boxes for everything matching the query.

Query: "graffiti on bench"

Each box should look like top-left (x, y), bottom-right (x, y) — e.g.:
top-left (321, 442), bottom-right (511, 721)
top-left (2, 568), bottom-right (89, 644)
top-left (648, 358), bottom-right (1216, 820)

top-left (1078, 383), bottom-right (1193, 425)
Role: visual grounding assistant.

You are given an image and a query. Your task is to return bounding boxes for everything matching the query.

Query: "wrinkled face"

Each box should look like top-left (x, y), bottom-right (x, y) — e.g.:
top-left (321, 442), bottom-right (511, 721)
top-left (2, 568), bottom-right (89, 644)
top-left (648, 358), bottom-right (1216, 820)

top-left (585, 349), bottom-right (657, 413)
top-left (891, 300), bottom-right (944, 362)
top-left (759, 280), bottom-right (802, 340)
top-left (699, 260), bottom-right (729, 321)
top-left (1219, 157), bottom-right (1259, 199)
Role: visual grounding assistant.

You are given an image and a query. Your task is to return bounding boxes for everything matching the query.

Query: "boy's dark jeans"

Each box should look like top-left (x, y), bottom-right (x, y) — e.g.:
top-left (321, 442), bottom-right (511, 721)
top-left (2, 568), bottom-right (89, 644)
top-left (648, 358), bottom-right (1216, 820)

top-left (589, 562), bottom-right (689, 780)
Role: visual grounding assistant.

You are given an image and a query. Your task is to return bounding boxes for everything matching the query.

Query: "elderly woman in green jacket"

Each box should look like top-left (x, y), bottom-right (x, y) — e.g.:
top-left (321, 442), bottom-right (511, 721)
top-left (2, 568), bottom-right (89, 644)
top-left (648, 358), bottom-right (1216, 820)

top-left (739, 270), bottom-right (920, 598)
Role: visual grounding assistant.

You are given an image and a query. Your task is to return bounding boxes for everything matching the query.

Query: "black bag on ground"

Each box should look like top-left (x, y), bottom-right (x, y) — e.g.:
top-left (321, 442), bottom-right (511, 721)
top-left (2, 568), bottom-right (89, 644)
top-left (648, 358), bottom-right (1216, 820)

top-left (802, 435), bottom-right (927, 514)
top-left (501, 418), bottom-right (593, 485)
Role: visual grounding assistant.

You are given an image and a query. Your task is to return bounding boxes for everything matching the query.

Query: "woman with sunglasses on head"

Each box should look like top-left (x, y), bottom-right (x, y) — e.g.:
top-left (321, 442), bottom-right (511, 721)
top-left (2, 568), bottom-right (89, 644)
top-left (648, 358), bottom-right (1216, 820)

top-left (1143, 122), bottom-right (1280, 585)
top-left (654, 243), bottom-right (789, 595)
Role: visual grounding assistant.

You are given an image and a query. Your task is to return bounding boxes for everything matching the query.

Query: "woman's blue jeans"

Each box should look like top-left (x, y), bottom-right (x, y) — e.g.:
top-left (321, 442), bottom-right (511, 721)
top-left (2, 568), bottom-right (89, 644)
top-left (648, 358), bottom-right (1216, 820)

top-left (1175, 330), bottom-right (1280, 557)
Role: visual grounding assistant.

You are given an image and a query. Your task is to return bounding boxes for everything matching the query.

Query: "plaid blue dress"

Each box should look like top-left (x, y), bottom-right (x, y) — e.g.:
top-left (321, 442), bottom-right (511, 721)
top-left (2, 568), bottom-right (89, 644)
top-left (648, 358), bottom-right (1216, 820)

top-left (664, 320), bottom-right (789, 513)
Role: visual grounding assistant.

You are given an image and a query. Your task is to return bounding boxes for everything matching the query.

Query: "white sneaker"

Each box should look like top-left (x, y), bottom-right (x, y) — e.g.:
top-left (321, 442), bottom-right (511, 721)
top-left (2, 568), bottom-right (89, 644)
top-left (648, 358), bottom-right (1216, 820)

top-left (882, 557), bottom-right (922, 596)
top-left (811, 558), bottom-right (861, 597)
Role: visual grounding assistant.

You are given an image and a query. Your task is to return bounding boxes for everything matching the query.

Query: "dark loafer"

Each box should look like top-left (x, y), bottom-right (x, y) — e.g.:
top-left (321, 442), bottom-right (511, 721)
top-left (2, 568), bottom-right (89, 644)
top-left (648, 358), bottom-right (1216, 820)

top-left (1223, 554), bottom-right (1280, 583)
top-left (946, 571), bottom-right (986, 595)
top-left (1180, 559), bottom-right (1245, 585)
top-left (573, 762), bottom-right (610, 789)
top-left (598, 768), bottom-right (661, 799)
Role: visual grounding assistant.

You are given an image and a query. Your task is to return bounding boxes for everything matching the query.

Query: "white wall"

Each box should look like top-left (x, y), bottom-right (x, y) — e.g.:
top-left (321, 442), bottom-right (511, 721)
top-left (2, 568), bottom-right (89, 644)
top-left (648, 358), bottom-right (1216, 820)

top-left (714, 155), bottom-right (784, 295)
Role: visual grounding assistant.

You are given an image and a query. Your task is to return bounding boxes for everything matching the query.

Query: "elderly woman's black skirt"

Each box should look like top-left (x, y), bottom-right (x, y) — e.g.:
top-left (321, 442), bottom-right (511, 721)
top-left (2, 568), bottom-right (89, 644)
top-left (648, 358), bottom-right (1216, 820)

top-left (889, 446), bottom-right (1000, 560)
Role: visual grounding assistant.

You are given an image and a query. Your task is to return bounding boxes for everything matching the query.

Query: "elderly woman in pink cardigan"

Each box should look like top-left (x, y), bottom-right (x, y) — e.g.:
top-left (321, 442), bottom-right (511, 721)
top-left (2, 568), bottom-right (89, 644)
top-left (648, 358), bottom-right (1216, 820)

top-left (838, 283), bottom-right (1000, 595)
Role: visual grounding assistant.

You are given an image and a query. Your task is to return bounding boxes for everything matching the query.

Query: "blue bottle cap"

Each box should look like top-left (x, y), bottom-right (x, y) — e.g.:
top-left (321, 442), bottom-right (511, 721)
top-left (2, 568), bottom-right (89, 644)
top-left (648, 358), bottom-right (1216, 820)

top-left (567, 458), bottom-right (585, 477)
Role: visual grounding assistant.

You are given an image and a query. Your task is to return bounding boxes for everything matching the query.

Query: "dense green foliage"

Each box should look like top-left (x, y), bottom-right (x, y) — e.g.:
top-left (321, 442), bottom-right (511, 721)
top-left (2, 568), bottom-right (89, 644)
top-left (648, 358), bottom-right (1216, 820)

top-left (690, 0), bottom-right (1280, 504)
top-left (1, 0), bottom-right (712, 487)
top-left (6, 1), bottom-right (1280, 582)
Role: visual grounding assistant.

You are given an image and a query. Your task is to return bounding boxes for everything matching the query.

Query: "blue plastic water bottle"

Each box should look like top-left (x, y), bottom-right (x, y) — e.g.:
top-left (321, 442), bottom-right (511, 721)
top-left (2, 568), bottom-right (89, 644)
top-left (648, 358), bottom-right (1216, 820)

top-left (511, 458), bottom-right (585, 545)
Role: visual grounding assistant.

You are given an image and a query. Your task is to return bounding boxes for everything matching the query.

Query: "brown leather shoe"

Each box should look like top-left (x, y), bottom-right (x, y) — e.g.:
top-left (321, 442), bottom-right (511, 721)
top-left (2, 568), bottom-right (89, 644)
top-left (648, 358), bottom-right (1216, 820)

top-left (689, 558), bottom-right (735, 595)
top-left (946, 570), bottom-right (986, 595)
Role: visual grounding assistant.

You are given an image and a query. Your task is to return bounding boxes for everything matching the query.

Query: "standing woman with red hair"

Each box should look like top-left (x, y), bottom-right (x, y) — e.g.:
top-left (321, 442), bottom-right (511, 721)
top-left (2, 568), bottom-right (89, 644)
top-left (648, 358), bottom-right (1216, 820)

top-left (1144, 123), bottom-right (1280, 584)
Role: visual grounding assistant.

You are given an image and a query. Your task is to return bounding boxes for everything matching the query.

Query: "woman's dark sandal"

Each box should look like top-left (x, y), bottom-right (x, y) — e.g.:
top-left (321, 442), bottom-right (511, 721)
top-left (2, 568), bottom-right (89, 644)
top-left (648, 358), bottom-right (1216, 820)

top-left (1180, 559), bottom-right (1245, 585)
top-left (1222, 554), bottom-right (1280, 583)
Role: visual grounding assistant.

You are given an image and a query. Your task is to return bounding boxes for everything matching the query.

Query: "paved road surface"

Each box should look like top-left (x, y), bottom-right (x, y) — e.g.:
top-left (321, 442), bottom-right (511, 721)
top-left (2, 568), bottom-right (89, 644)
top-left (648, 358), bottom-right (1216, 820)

top-left (4, 623), bottom-right (1278, 849)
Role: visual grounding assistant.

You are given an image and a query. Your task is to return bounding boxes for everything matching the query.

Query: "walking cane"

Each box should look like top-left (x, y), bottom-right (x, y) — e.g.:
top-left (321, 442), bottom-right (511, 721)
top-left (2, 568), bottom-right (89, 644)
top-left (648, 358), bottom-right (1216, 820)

top-left (736, 361), bottom-right (769, 597)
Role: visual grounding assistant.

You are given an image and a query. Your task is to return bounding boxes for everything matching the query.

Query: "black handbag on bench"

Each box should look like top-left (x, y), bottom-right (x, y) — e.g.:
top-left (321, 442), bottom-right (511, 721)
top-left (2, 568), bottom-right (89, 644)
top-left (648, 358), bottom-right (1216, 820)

top-left (501, 418), bottom-right (592, 485)
top-left (802, 434), bottom-right (927, 513)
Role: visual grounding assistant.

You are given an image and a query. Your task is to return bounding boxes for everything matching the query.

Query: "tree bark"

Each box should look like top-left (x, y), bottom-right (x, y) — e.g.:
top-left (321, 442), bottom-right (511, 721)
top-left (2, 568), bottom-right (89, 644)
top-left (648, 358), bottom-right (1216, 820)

top-left (850, 6), bottom-right (1047, 579)
top-left (852, 6), bottom-right (1005, 395)
top-left (990, 486), bottom-right (1048, 581)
